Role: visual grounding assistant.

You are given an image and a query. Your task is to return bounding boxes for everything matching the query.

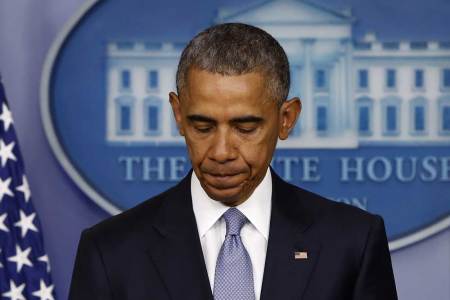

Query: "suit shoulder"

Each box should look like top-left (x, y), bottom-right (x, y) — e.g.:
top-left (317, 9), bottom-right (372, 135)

top-left (83, 183), bottom-right (177, 239)
top-left (281, 181), bottom-right (385, 253)
top-left (281, 178), bottom-right (379, 228)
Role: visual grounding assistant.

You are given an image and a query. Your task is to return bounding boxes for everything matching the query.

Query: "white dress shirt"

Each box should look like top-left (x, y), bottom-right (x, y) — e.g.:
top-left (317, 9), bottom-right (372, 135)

top-left (191, 168), bottom-right (272, 300)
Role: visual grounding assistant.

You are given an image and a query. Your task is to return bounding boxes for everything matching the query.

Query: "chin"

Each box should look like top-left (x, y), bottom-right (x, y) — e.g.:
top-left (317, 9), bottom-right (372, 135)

top-left (204, 186), bottom-right (244, 206)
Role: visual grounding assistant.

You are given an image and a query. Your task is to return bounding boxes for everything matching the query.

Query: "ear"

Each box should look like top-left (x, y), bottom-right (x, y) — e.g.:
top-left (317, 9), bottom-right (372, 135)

top-left (278, 97), bottom-right (301, 140)
top-left (169, 92), bottom-right (185, 136)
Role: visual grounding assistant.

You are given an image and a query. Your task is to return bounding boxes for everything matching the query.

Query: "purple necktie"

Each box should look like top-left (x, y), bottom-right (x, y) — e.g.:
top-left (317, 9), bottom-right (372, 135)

top-left (213, 208), bottom-right (256, 300)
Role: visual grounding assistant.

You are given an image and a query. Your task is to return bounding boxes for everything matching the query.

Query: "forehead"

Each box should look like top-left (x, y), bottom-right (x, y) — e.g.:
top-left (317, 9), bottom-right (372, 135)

top-left (182, 68), bottom-right (274, 117)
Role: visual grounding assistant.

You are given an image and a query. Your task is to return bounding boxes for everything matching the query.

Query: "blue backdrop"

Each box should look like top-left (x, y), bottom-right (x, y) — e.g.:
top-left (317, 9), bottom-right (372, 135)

top-left (0, 0), bottom-right (449, 299)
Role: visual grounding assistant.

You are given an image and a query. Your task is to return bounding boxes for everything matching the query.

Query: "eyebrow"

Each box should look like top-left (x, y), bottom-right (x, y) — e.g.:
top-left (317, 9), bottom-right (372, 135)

top-left (230, 116), bottom-right (264, 123)
top-left (187, 115), bottom-right (216, 123)
top-left (187, 114), bottom-right (264, 124)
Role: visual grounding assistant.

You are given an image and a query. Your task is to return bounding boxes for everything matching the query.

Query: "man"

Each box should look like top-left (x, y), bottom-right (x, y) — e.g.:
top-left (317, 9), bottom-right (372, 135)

top-left (69, 23), bottom-right (398, 299)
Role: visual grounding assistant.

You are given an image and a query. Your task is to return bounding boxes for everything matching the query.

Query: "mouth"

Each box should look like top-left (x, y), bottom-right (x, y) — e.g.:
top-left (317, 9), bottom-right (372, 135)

top-left (202, 172), bottom-right (246, 190)
top-left (208, 172), bottom-right (240, 178)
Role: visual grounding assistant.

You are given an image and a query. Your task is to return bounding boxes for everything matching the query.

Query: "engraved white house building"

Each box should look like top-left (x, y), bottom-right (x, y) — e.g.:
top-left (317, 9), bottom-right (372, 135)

top-left (106, 0), bottom-right (450, 148)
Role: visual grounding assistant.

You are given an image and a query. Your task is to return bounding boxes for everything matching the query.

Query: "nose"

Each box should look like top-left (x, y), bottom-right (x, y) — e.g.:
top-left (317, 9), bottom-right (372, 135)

top-left (208, 128), bottom-right (238, 163)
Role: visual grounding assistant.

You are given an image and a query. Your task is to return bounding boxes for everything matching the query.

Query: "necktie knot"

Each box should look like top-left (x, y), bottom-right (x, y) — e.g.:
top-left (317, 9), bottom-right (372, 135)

top-left (223, 208), bottom-right (248, 236)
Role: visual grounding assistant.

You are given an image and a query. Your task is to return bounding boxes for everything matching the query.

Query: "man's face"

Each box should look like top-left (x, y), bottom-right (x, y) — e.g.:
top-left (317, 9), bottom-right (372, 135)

top-left (170, 68), bottom-right (300, 206)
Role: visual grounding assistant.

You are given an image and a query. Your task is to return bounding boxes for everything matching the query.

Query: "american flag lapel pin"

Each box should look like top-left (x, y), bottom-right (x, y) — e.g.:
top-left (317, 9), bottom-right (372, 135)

top-left (294, 251), bottom-right (308, 260)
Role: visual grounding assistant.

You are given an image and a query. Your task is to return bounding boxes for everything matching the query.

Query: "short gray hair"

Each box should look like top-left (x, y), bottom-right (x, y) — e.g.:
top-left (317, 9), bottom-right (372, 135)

top-left (176, 23), bottom-right (290, 106)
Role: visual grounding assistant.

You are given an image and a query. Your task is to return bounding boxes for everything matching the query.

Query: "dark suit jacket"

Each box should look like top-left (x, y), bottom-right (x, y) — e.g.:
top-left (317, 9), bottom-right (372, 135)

top-left (69, 169), bottom-right (398, 300)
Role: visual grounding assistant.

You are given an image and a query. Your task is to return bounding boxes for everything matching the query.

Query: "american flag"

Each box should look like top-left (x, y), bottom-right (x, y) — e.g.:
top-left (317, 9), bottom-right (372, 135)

top-left (0, 79), bottom-right (56, 299)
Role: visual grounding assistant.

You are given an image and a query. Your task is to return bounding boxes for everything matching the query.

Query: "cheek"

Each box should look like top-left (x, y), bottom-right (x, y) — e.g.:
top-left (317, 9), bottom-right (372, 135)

top-left (185, 136), bottom-right (208, 164)
top-left (238, 138), bottom-right (275, 168)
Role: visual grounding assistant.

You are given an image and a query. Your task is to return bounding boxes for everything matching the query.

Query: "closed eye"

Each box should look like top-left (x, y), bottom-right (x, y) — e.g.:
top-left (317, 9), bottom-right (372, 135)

top-left (231, 116), bottom-right (263, 135)
top-left (194, 126), bottom-right (213, 133)
top-left (236, 126), bottom-right (257, 134)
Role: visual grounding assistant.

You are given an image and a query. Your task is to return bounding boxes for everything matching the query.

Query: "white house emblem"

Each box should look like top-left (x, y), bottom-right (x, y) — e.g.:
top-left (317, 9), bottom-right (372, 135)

top-left (41, 0), bottom-right (450, 251)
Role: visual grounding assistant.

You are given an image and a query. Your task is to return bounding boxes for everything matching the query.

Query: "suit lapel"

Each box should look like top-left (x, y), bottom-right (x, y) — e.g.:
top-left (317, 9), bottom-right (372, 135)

top-left (139, 169), bottom-right (322, 300)
top-left (260, 170), bottom-right (322, 300)
top-left (144, 173), bottom-right (213, 300)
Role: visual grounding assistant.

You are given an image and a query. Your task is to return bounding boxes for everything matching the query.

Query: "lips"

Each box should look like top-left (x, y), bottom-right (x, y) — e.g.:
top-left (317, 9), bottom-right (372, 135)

top-left (208, 172), bottom-right (240, 177)
top-left (202, 172), bottom-right (246, 190)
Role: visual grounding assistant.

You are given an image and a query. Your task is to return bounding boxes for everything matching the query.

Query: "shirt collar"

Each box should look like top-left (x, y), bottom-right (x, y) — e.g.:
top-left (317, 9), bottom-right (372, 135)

top-left (191, 168), bottom-right (272, 241)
